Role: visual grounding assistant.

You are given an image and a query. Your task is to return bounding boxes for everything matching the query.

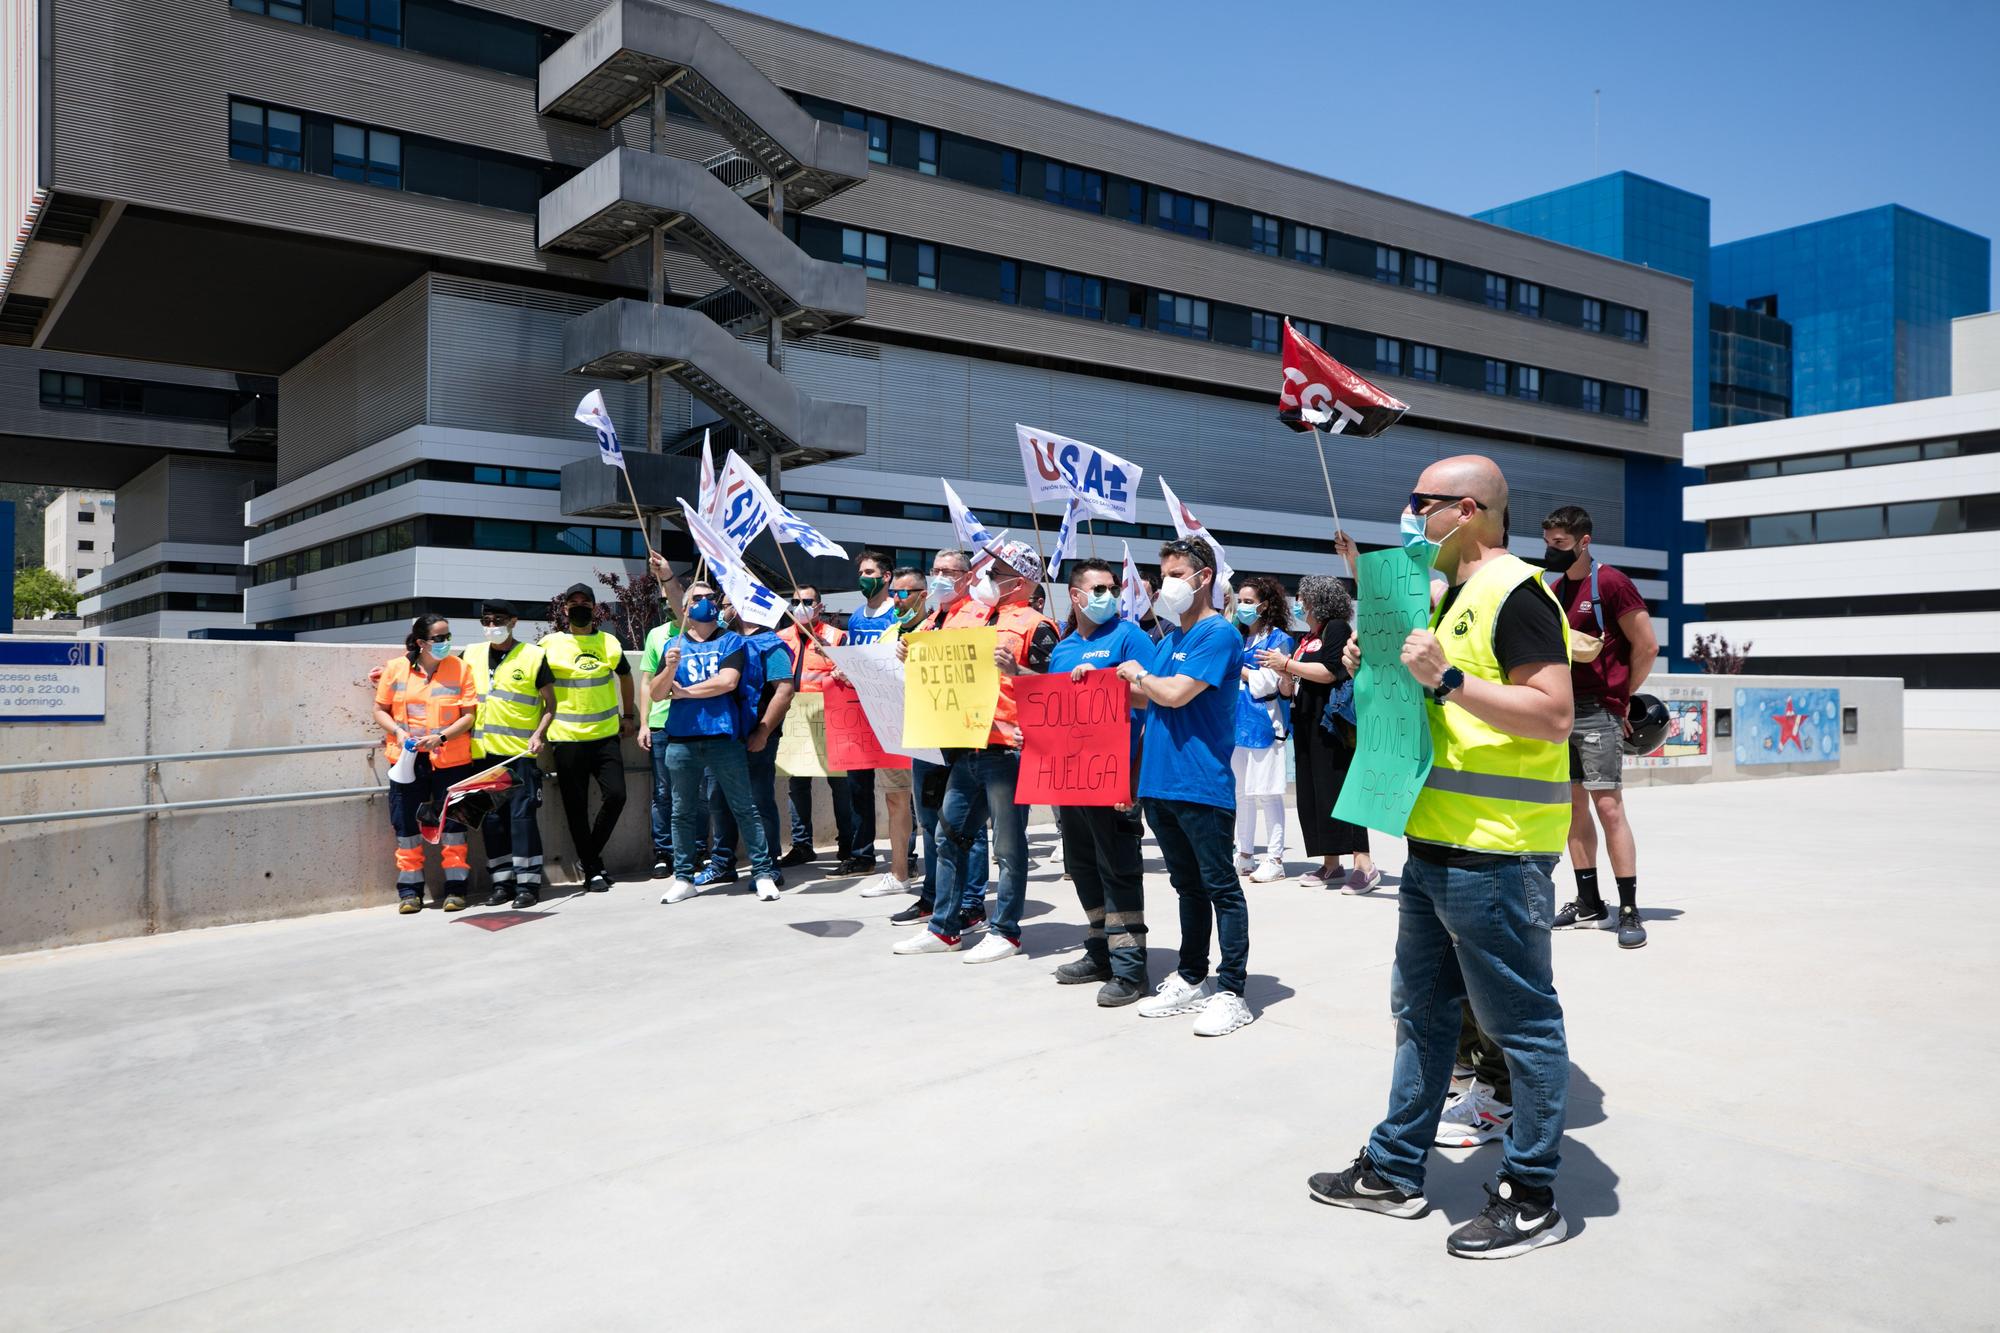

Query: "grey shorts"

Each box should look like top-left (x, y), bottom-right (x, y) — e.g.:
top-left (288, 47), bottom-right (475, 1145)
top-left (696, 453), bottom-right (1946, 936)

top-left (1568, 701), bottom-right (1624, 791)
top-left (878, 766), bottom-right (912, 794)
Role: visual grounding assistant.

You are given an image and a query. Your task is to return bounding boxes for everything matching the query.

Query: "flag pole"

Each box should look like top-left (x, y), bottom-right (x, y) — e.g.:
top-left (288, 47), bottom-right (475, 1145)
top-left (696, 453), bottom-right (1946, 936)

top-left (1307, 421), bottom-right (1355, 581)
top-left (1026, 499), bottom-right (1051, 575)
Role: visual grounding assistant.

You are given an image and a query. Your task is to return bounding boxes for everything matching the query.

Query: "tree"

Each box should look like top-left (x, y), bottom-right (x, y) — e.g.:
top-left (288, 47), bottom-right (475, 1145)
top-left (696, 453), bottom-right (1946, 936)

top-left (14, 566), bottom-right (80, 619)
top-left (1688, 633), bottom-right (1752, 675)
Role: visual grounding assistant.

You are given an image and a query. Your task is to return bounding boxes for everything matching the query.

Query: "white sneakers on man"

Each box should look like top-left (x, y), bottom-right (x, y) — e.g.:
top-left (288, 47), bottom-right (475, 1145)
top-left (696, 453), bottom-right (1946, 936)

top-left (858, 872), bottom-right (916, 898)
top-left (961, 933), bottom-right (1020, 964)
top-left (660, 878), bottom-right (697, 904)
top-left (1435, 1081), bottom-right (1513, 1147)
top-left (754, 876), bottom-right (781, 902)
top-left (892, 930), bottom-right (962, 955)
top-left (1249, 858), bottom-right (1286, 884)
top-left (1136, 973), bottom-right (1216, 1017)
top-left (1192, 991), bottom-right (1255, 1037)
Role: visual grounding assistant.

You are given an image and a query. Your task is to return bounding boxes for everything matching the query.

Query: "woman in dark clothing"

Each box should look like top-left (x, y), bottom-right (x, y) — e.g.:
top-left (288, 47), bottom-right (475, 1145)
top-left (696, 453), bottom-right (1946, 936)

top-left (1260, 567), bottom-right (1379, 892)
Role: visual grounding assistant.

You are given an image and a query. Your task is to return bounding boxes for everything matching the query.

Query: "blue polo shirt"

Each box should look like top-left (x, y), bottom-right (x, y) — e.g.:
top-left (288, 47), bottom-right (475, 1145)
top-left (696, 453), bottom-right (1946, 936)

top-left (1047, 616), bottom-right (1155, 756)
top-left (663, 629), bottom-right (749, 739)
top-left (1136, 614), bottom-right (1242, 809)
top-left (844, 599), bottom-right (900, 646)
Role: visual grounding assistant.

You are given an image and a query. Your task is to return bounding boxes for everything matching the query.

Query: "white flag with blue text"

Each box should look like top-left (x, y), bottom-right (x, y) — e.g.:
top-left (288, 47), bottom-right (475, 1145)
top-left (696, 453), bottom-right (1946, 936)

top-left (1047, 494), bottom-right (1086, 572)
top-left (679, 498), bottom-right (784, 628)
top-left (771, 506), bottom-right (849, 560)
top-left (940, 479), bottom-right (996, 556)
top-left (714, 451), bottom-right (778, 553)
top-left (1119, 541), bottom-right (1152, 625)
top-left (574, 390), bottom-right (624, 469)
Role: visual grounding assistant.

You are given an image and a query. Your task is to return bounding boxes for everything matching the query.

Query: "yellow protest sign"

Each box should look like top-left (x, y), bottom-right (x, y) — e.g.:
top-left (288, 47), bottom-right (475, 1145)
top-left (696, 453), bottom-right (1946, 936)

top-left (775, 691), bottom-right (841, 778)
top-left (902, 628), bottom-right (1000, 748)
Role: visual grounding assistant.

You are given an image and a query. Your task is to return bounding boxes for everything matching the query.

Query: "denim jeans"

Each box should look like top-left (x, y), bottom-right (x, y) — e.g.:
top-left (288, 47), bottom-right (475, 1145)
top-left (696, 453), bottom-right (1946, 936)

top-left (1142, 798), bottom-right (1248, 996)
top-left (788, 774), bottom-right (856, 857)
top-left (913, 757), bottom-right (987, 912)
top-left (709, 735), bottom-right (782, 874)
top-left (928, 748), bottom-right (1028, 943)
top-left (651, 728), bottom-right (708, 866)
top-left (665, 736), bottom-right (773, 882)
top-left (1365, 853), bottom-right (1567, 1193)
top-left (847, 767), bottom-right (878, 866)
top-left (1059, 804), bottom-right (1147, 983)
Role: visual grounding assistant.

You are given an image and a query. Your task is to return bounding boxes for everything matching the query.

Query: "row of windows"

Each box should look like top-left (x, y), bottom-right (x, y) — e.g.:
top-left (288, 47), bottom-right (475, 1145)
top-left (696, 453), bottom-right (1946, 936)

top-left (254, 514), bottom-right (650, 584)
top-left (1702, 589), bottom-right (2000, 621)
top-left (230, 0), bottom-right (561, 79)
top-left (90, 561), bottom-right (247, 598)
top-left (1706, 494), bottom-right (2000, 550)
top-left (1742, 655), bottom-right (1997, 692)
top-left (798, 219), bottom-right (1649, 421)
top-left (259, 460), bottom-right (562, 533)
top-left (794, 94), bottom-right (1649, 346)
top-left (1703, 432), bottom-right (1998, 483)
top-left (229, 98), bottom-right (573, 214)
top-left (82, 591), bottom-right (244, 628)
top-left (40, 370), bottom-right (234, 422)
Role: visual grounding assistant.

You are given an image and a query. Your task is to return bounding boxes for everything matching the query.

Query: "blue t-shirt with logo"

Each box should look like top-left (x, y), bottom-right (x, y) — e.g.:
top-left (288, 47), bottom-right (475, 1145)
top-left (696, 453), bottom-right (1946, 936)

top-left (663, 629), bottom-right (750, 739)
top-left (1234, 626), bottom-right (1296, 749)
top-left (1137, 615), bottom-right (1242, 809)
top-left (1047, 616), bottom-right (1155, 756)
top-left (844, 600), bottom-right (900, 646)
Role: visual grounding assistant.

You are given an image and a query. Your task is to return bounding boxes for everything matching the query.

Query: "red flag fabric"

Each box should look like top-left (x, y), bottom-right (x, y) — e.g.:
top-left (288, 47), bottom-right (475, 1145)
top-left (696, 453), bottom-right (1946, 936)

top-left (1278, 319), bottom-right (1409, 437)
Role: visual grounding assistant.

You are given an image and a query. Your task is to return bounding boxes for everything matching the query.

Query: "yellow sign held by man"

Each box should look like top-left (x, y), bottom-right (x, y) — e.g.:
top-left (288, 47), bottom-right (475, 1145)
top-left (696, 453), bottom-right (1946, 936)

top-left (902, 628), bottom-right (1000, 748)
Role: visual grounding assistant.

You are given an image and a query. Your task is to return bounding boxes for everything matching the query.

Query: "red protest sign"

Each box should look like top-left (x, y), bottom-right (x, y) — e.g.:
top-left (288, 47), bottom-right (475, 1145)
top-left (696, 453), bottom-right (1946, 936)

top-left (1013, 670), bottom-right (1131, 807)
top-left (823, 682), bottom-right (909, 771)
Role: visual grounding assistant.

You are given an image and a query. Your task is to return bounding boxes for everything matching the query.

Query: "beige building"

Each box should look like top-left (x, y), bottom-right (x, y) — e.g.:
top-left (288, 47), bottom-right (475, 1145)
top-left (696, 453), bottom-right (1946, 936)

top-left (41, 489), bottom-right (114, 584)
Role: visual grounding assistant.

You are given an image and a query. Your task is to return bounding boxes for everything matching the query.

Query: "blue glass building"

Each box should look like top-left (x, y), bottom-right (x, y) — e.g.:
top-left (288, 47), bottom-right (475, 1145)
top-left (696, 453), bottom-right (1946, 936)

top-left (1711, 206), bottom-right (1991, 415)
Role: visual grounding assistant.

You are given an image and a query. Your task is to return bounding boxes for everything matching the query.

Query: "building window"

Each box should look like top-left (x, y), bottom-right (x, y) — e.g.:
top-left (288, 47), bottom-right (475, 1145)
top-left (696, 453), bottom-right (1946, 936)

top-left (1482, 273), bottom-right (1508, 309)
top-left (1249, 311), bottom-right (1283, 353)
top-left (1249, 214), bottom-right (1281, 256)
top-left (76, 509), bottom-right (95, 523)
top-left (232, 0), bottom-right (304, 21)
top-left (1154, 291), bottom-right (1210, 338)
top-left (841, 227), bottom-right (887, 280)
top-left (1043, 162), bottom-right (1104, 213)
top-left (1375, 245), bottom-right (1402, 285)
top-left (916, 242), bottom-right (938, 290)
top-left (1580, 378), bottom-right (1602, 413)
top-left (99, 379), bottom-right (144, 412)
top-left (1408, 344), bottom-right (1438, 381)
top-left (229, 100), bottom-right (303, 171)
top-left (1483, 359), bottom-right (1508, 395)
top-left (40, 371), bottom-right (85, 407)
top-left (1581, 297), bottom-right (1602, 333)
top-left (1291, 226), bottom-right (1324, 266)
top-left (998, 259), bottom-right (1018, 305)
top-left (1619, 385), bottom-right (1644, 419)
top-left (1515, 365), bottom-right (1540, 401)
top-left (917, 128), bottom-right (939, 176)
top-left (77, 539), bottom-right (95, 552)
top-left (1043, 269), bottom-right (1103, 320)
top-left (1408, 255), bottom-right (1439, 294)
top-left (332, 122), bottom-right (400, 189)
top-left (332, 0), bottom-right (400, 46)
top-left (1153, 190), bottom-right (1210, 239)
top-left (1291, 319), bottom-right (1324, 346)
top-left (842, 110), bottom-right (889, 164)
top-left (1000, 149), bottom-right (1019, 194)
top-left (1621, 308), bottom-right (1646, 342)
top-left (1514, 282), bottom-right (1542, 318)
top-left (1375, 337), bottom-right (1402, 376)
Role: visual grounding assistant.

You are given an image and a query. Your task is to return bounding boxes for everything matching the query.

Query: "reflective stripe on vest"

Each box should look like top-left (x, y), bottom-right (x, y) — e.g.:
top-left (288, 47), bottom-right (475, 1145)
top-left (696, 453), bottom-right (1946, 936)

top-left (1402, 552), bottom-right (1572, 856)
top-left (466, 641), bottom-right (548, 758)
top-left (543, 631), bottom-right (624, 742)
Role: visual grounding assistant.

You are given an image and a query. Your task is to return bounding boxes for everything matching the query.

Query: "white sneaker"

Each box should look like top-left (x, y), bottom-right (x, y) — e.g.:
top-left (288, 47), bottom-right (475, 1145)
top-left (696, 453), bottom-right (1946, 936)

top-left (1233, 853), bottom-right (1256, 877)
top-left (1192, 990), bottom-right (1255, 1037)
top-left (1435, 1080), bottom-right (1513, 1147)
top-left (754, 876), bottom-right (780, 902)
top-left (1136, 973), bottom-right (1216, 1018)
top-left (858, 872), bottom-right (912, 898)
top-left (962, 932), bottom-right (1020, 964)
top-left (892, 929), bottom-right (962, 955)
top-left (660, 879), bottom-right (697, 904)
top-left (1249, 857), bottom-right (1285, 883)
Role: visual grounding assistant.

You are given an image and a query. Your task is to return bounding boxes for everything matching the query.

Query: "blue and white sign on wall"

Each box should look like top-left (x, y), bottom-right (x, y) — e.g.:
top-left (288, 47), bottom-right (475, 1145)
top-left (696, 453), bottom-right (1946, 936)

top-left (0, 640), bottom-right (108, 723)
top-left (1735, 687), bottom-right (1839, 766)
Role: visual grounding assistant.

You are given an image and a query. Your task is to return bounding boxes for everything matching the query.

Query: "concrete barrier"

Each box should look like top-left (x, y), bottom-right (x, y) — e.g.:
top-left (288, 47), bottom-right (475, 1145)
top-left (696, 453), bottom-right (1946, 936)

top-left (1622, 672), bottom-right (1902, 787)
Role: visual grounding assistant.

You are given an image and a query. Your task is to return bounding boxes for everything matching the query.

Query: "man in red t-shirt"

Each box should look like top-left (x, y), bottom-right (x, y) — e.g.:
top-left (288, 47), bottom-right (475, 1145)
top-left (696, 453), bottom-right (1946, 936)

top-left (1540, 505), bottom-right (1658, 948)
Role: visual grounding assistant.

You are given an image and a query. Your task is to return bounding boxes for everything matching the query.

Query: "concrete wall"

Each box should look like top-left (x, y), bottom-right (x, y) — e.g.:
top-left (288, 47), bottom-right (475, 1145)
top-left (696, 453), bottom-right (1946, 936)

top-left (1623, 672), bottom-right (1903, 788)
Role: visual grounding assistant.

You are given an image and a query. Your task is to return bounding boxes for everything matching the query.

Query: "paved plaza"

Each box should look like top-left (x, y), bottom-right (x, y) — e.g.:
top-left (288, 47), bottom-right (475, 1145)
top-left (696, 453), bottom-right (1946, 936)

top-left (1, 734), bottom-right (1992, 1331)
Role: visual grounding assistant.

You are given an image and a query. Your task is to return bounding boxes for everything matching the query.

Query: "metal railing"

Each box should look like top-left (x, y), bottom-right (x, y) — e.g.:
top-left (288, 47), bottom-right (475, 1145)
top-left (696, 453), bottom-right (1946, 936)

top-left (0, 740), bottom-right (383, 829)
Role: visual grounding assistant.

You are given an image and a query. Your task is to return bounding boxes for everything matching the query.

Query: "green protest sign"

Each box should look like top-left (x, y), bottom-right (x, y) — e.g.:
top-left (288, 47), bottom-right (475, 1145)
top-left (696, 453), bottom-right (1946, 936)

top-left (1333, 546), bottom-right (1435, 835)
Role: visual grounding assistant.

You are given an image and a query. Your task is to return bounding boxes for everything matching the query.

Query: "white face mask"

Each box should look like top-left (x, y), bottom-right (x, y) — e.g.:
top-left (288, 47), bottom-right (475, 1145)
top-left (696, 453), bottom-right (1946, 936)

top-left (1155, 575), bottom-right (1198, 620)
top-left (791, 601), bottom-right (818, 623)
top-left (482, 624), bottom-right (510, 645)
top-left (970, 570), bottom-right (1002, 607)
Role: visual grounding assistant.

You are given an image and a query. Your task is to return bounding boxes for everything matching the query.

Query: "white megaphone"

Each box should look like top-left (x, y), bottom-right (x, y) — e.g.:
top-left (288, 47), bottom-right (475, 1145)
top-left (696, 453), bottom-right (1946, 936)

top-left (388, 736), bottom-right (419, 785)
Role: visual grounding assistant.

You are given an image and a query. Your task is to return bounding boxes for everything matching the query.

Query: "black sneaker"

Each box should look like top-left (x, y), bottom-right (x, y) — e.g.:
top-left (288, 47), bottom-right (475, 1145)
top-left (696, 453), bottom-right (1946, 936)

top-left (484, 887), bottom-right (513, 907)
top-left (1055, 957), bottom-right (1112, 985)
top-left (832, 855), bottom-right (874, 876)
top-left (961, 905), bottom-right (988, 932)
top-left (1306, 1153), bottom-right (1427, 1218)
top-left (585, 874), bottom-right (612, 893)
top-left (651, 860), bottom-right (671, 879)
top-left (512, 888), bottom-right (540, 909)
top-left (442, 894), bottom-right (468, 912)
top-left (1552, 899), bottom-right (1609, 929)
top-left (1616, 905), bottom-right (1648, 949)
top-left (1096, 977), bottom-right (1143, 1007)
top-left (889, 902), bottom-right (933, 927)
top-left (1446, 1177), bottom-right (1568, 1259)
top-left (777, 845), bottom-right (816, 869)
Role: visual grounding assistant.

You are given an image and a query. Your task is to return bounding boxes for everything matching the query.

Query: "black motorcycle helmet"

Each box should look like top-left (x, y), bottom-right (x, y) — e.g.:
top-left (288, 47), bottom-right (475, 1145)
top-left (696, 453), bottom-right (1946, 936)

top-left (1622, 693), bottom-right (1672, 755)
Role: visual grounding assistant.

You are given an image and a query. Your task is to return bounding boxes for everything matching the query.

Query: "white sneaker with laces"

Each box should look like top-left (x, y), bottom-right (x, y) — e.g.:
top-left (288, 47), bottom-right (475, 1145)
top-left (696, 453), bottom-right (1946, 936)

top-left (892, 929), bottom-right (962, 955)
top-left (1435, 1080), bottom-right (1513, 1148)
top-left (1233, 853), bottom-right (1256, 877)
top-left (1136, 973), bottom-right (1216, 1018)
top-left (962, 933), bottom-right (1020, 964)
top-left (754, 876), bottom-right (781, 902)
top-left (1192, 989), bottom-right (1255, 1037)
top-left (1249, 857), bottom-right (1285, 883)
top-left (858, 872), bottom-right (910, 898)
top-left (660, 879), bottom-right (697, 904)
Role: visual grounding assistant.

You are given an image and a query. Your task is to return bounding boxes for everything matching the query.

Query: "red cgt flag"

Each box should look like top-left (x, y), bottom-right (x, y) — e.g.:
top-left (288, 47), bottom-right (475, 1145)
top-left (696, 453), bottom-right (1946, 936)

top-left (1277, 319), bottom-right (1409, 438)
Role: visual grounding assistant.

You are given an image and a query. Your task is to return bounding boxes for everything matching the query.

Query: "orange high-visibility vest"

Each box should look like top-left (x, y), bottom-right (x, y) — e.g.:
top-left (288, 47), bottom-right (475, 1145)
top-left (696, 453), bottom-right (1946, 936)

top-left (376, 654), bottom-right (477, 769)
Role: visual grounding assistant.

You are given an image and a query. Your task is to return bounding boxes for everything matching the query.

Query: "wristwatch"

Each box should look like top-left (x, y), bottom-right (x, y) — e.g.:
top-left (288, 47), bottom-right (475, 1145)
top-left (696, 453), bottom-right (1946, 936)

top-left (1431, 667), bottom-right (1465, 702)
top-left (1131, 666), bottom-right (1151, 682)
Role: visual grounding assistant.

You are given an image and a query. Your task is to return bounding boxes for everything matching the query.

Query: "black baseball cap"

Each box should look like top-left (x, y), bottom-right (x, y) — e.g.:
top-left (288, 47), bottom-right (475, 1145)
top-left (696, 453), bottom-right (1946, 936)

top-left (480, 599), bottom-right (518, 619)
top-left (562, 582), bottom-right (596, 601)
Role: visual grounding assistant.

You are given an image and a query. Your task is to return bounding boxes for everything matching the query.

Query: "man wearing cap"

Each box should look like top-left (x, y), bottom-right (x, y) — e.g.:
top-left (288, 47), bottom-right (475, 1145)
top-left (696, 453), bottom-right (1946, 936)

top-left (893, 539), bottom-right (1059, 963)
top-left (465, 600), bottom-right (558, 908)
top-left (543, 581), bottom-right (640, 892)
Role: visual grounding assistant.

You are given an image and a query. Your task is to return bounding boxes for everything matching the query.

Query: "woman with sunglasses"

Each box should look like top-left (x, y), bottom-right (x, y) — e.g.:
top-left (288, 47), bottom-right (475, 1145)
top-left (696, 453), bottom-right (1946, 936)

top-left (373, 613), bottom-right (479, 913)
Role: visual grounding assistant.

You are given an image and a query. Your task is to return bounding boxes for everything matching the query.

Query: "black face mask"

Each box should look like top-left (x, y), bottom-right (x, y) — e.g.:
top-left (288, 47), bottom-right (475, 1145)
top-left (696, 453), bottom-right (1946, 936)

top-left (567, 604), bottom-right (595, 629)
top-left (1541, 545), bottom-right (1580, 575)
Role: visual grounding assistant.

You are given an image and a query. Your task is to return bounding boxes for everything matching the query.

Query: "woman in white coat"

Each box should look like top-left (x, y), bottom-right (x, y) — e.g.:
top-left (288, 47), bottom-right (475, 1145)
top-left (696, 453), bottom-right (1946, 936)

top-left (1229, 574), bottom-right (1295, 883)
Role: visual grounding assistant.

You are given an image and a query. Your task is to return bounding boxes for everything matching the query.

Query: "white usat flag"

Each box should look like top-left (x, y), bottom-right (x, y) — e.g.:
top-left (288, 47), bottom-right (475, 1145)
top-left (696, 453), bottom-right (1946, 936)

top-left (574, 390), bottom-right (624, 469)
top-left (713, 451), bottom-right (778, 553)
top-left (679, 498), bottom-right (784, 628)
top-left (1119, 541), bottom-right (1152, 624)
top-left (771, 506), bottom-right (849, 560)
top-left (1047, 494), bottom-right (1087, 571)
top-left (697, 429), bottom-right (719, 524)
top-left (1156, 476), bottom-right (1234, 609)
top-left (1015, 424), bottom-right (1144, 522)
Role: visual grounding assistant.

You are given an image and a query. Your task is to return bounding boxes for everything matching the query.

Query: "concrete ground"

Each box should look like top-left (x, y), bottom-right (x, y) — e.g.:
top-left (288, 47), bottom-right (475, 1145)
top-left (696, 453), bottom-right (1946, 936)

top-left (1, 745), bottom-right (1993, 1331)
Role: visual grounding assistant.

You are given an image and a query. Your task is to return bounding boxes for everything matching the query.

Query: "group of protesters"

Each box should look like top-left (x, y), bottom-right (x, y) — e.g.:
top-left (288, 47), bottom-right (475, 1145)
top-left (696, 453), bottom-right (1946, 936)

top-left (370, 449), bottom-right (1659, 1261)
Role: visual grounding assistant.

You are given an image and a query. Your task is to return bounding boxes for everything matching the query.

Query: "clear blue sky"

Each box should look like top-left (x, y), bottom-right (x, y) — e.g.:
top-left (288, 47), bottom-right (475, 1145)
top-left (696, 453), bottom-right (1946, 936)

top-left (734, 0), bottom-right (1998, 303)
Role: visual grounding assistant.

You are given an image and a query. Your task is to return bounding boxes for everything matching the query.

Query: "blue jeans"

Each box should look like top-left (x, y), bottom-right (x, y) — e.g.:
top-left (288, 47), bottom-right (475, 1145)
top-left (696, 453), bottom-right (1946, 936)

top-left (847, 767), bottom-right (878, 866)
top-left (665, 736), bottom-right (773, 881)
top-left (650, 728), bottom-right (707, 865)
top-left (1365, 853), bottom-right (1568, 1193)
top-left (709, 735), bottom-right (782, 874)
top-left (928, 748), bottom-right (1028, 942)
top-left (914, 756), bottom-right (986, 912)
top-left (788, 773), bottom-right (857, 857)
top-left (1143, 798), bottom-right (1248, 996)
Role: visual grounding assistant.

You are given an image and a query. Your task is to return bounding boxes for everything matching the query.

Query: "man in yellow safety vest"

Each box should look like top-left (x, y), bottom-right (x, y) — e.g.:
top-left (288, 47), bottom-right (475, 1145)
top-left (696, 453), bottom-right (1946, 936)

top-left (465, 599), bottom-right (557, 908)
top-left (542, 581), bottom-right (640, 892)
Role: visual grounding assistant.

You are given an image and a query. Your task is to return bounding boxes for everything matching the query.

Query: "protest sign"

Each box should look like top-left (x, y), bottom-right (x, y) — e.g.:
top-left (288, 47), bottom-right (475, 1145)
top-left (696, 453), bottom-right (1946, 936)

top-left (902, 628), bottom-right (1000, 748)
top-left (824, 642), bottom-right (945, 765)
top-left (775, 691), bottom-right (841, 778)
top-left (823, 681), bottom-right (907, 771)
top-left (1013, 670), bottom-right (1131, 806)
top-left (1332, 547), bottom-right (1434, 834)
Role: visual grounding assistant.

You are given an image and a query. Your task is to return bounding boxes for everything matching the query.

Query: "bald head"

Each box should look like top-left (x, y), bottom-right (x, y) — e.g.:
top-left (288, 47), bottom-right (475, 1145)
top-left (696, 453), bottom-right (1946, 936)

top-left (1418, 454), bottom-right (1507, 542)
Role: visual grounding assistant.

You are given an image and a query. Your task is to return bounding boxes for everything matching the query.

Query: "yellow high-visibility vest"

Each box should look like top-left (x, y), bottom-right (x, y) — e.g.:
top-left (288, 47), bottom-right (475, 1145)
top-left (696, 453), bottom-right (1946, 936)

top-left (466, 640), bottom-right (548, 758)
top-left (542, 630), bottom-right (625, 743)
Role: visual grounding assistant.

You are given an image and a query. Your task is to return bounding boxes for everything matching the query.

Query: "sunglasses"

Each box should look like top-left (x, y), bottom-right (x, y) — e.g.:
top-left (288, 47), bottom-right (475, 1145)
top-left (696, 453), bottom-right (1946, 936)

top-left (478, 616), bottom-right (511, 627)
top-left (1408, 492), bottom-right (1490, 515)
top-left (889, 586), bottom-right (921, 598)
top-left (427, 632), bottom-right (453, 643)
top-left (1160, 539), bottom-right (1214, 570)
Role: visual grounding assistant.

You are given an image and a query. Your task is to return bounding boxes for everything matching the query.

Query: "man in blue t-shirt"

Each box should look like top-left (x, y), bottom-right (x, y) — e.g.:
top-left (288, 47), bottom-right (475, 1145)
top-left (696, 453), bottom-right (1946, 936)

top-left (1045, 558), bottom-right (1156, 1007)
top-left (836, 548), bottom-right (901, 876)
top-left (1116, 535), bottom-right (1253, 1038)
top-left (700, 596), bottom-right (797, 889)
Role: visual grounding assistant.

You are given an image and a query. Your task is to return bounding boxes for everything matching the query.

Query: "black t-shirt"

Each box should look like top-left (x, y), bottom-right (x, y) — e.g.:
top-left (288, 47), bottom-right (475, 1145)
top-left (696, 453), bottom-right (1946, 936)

top-left (1291, 620), bottom-right (1350, 744)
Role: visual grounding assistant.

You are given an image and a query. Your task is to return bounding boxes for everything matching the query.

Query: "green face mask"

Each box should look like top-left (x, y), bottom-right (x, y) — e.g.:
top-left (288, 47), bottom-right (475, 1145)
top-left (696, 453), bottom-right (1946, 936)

top-left (858, 575), bottom-right (885, 598)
